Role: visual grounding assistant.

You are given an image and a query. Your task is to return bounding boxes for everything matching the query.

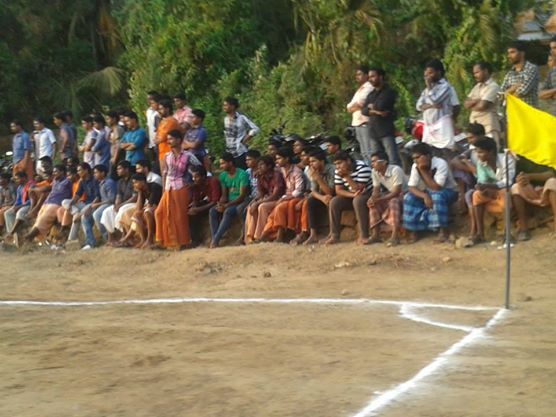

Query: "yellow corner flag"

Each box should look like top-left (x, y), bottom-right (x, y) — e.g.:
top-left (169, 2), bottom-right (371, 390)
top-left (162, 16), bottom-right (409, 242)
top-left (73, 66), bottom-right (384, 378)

top-left (507, 94), bottom-right (556, 170)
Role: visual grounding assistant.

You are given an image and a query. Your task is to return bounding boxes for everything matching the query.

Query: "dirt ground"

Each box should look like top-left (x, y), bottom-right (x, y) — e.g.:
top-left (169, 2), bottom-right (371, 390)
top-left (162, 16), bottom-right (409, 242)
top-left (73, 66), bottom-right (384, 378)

top-left (0, 230), bottom-right (555, 417)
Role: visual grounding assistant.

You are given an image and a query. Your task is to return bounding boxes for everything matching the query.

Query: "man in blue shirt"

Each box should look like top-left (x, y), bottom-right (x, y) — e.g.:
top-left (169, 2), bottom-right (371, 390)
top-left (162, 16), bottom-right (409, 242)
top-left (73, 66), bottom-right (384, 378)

top-left (120, 111), bottom-right (147, 165)
top-left (10, 120), bottom-right (33, 179)
top-left (92, 115), bottom-right (112, 170)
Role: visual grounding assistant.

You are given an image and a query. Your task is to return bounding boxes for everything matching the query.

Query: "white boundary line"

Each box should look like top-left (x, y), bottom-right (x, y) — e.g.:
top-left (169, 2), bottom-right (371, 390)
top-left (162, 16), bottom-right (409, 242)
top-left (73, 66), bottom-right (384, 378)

top-left (0, 297), bottom-right (506, 416)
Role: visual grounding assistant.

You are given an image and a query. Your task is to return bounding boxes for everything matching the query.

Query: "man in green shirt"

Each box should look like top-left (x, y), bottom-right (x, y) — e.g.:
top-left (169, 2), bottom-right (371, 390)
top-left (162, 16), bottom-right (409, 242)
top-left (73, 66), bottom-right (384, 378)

top-left (209, 152), bottom-right (250, 248)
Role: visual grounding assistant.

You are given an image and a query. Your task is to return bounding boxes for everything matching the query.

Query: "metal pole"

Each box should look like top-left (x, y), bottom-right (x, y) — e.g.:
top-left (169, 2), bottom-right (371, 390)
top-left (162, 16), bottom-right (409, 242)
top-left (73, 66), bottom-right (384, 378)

top-left (504, 149), bottom-right (511, 309)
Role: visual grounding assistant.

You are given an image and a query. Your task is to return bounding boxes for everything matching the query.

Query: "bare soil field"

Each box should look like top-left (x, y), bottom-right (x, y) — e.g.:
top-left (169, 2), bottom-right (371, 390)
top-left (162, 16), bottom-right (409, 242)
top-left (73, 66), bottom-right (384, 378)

top-left (0, 232), bottom-right (555, 417)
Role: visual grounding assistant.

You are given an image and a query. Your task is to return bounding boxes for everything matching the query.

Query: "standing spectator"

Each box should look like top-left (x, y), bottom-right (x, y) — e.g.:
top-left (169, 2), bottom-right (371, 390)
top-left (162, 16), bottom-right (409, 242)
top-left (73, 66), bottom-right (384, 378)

top-left (183, 109), bottom-right (210, 171)
top-left (53, 112), bottom-right (77, 161)
top-left (538, 37), bottom-right (556, 115)
top-left (189, 165), bottom-right (221, 246)
top-left (155, 130), bottom-right (195, 249)
top-left (173, 93), bottom-right (193, 130)
top-left (361, 67), bottom-right (401, 166)
top-left (32, 117), bottom-right (57, 176)
top-left (464, 62), bottom-right (501, 145)
top-left (92, 115), bottom-right (111, 170)
top-left (79, 116), bottom-right (97, 166)
top-left (10, 120), bottom-right (33, 179)
top-left (417, 59), bottom-right (456, 156)
top-left (107, 110), bottom-right (125, 178)
top-left (500, 41), bottom-right (540, 108)
top-left (120, 111), bottom-right (147, 165)
top-left (403, 143), bottom-right (458, 243)
top-left (209, 152), bottom-right (250, 248)
top-left (145, 91), bottom-right (161, 165)
top-left (346, 65), bottom-right (374, 163)
top-left (324, 151), bottom-right (373, 245)
top-left (155, 97), bottom-right (182, 164)
top-left (367, 151), bottom-right (407, 246)
top-left (324, 135), bottom-right (342, 163)
top-left (64, 111), bottom-right (78, 145)
top-left (223, 96), bottom-right (259, 169)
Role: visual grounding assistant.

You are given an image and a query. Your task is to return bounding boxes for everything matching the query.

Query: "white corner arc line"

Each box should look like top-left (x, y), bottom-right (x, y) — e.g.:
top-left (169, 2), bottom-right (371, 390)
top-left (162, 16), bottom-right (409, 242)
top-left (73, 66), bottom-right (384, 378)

top-left (0, 297), bottom-right (499, 311)
top-left (399, 304), bottom-right (476, 332)
top-left (349, 308), bottom-right (507, 417)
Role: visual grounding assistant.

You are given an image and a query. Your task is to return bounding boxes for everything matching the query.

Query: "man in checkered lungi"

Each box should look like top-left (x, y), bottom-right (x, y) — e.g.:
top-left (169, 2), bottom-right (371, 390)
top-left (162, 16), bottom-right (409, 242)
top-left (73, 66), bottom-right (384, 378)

top-left (366, 151), bottom-right (407, 246)
top-left (403, 143), bottom-right (458, 243)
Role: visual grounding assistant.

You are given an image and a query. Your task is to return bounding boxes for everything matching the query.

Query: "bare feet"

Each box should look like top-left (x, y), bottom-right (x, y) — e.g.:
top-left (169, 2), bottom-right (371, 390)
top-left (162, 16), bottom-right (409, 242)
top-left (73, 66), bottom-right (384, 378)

top-left (291, 232), bottom-right (308, 245)
top-left (303, 234), bottom-right (319, 245)
top-left (434, 230), bottom-right (449, 244)
top-left (322, 235), bottom-right (339, 245)
top-left (407, 232), bottom-right (418, 244)
top-left (209, 240), bottom-right (218, 249)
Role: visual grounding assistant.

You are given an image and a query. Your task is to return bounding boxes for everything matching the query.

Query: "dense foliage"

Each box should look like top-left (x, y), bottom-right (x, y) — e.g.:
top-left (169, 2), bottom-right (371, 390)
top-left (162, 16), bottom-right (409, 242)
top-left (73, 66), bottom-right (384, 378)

top-left (2, 0), bottom-right (544, 154)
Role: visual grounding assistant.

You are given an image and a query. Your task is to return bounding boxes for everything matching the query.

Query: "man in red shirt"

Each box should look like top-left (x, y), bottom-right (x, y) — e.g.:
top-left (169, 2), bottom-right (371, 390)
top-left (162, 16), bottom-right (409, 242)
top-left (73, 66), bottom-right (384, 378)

top-left (189, 165), bottom-right (221, 246)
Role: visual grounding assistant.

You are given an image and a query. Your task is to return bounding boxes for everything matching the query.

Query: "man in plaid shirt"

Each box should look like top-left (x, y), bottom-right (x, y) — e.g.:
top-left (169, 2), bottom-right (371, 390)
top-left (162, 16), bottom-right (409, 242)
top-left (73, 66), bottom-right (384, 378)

top-left (538, 37), bottom-right (556, 116)
top-left (501, 41), bottom-right (539, 108)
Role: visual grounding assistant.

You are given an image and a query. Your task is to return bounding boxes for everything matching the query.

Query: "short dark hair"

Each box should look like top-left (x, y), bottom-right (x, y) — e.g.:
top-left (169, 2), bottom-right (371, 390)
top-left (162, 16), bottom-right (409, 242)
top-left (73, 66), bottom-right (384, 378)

top-left (474, 136), bottom-right (497, 153)
top-left (357, 65), bottom-right (370, 73)
top-left (78, 162), bottom-right (92, 173)
top-left (190, 164), bottom-right (207, 177)
top-left (371, 150), bottom-right (389, 163)
top-left (221, 152), bottom-right (235, 164)
top-left (132, 173), bottom-right (147, 182)
top-left (308, 149), bottom-right (327, 161)
top-left (192, 109), bottom-right (205, 120)
top-left (54, 164), bottom-right (67, 174)
top-left (333, 150), bottom-right (353, 162)
top-left (33, 116), bottom-right (46, 125)
top-left (167, 129), bottom-right (183, 140)
top-left (93, 115), bottom-right (106, 125)
top-left (15, 171), bottom-right (28, 179)
top-left (68, 166), bottom-right (78, 176)
top-left (224, 96), bottom-right (239, 108)
top-left (473, 61), bottom-right (492, 73)
top-left (39, 155), bottom-right (53, 165)
top-left (107, 110), bottom-right (120, 119)
top-left (158, 98), bottom-right (173, 112)
top-left (136, 159), bottom-right (151, 171)
top-left (466, 122), bottom-right (486, 136)
top-left (246, 149), bottom-right (261, 159)
top-left (301, 145), bottom-right (318, 155)
top-left (81, 116), bottom-right (93, 123)
top-left (260, 155), bottom-right (276, 168)
top-left (64, 110), bottom-right (74, 121)
top-left (550, 36), bottom-right (556, 44)
top-left (507, 41), bottom-right (525, 52)
top-left (93, 164), bottom-right (108, 174)
top-left (117, 160), bottom-right (131, 170)
top-left (124, 111), bottom-right (139, 121)
top-left (325, 135), bottom-right (342, 147)
top-left (425, 59), bottom-right (445, 74)
top-left (276, 146), bottom-right (293, 160)
top-left (53, 112), bottom-right (66, 121)
top-left (173, 93), bottom-right (187, 101)
top-left (411, 142), bottom-right (432, 157)
top-left (10, 119), bottom-right (22, 127)
top-left (368, 67), bottom-right (386, 77)
top-left (147, 90), bottom-right (160, 98)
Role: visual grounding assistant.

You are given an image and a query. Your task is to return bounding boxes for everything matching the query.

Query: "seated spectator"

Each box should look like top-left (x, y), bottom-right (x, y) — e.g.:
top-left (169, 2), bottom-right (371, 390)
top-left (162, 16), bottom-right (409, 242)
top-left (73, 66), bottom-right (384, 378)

top-left (60, 163), bottom-right (99, 247)
top-left (155, 130), bottom-right (196, 249)
top-left (511, 167), bottom-right (556, 240)
top-left (324, 151), bottom-right (373, 245)
top-left (135, 159), bottom-right (162, 186)
top-left (4, 172), bottom-right (34, 240)
top-left (261, 147), bottom-right (305, 243)
top-left (209, 152), bottom-right (250, 248)
top-left (267, 140), bottom-right (280, 162)
top-left (183, 109), bottom-right (210, 171)
top-left (468, 137), bottom-right (515, 244)
top-left (27, 162), bottom-right (53, 219)
top-left (119, 173), bottom-right (162, 248)
top-left (189, 165), bottom-right (221, 246)
top-left (292, 137), bottom-right (308, 166)
top-left (100, 160), bottom-right (136, 245)
top-left (403, 143), bottom-right (458, 243)
top-left (23, 165), bottom-right (72, 245)
top-left (450, 122), bottom-right (485, 212)
top-left (245, 155), bottom-right (285, 243)
top-left (0, 173), bottom-right (15, 234)
top-left (81, 164), bottom-right (116, 248)
top-left (366, 151), bottom-right (407, 246)
top-left (292, 149), bottom-right (335, 245)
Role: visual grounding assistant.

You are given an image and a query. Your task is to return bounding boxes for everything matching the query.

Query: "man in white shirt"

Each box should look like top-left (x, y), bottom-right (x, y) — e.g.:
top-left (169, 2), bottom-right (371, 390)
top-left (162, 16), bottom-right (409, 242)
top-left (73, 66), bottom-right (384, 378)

top-left (346, 65), bottom-right (374, 164)
top-left (403, 142), bottom-right (458, 243)
top-left (367, 151), bottom-right (407, 246)
top-left (146, 91), bottom-right (161, 171)
top-left (464, 62), bottom-right (501, 146)
top-left (32, 117), bottom-right (56, 176)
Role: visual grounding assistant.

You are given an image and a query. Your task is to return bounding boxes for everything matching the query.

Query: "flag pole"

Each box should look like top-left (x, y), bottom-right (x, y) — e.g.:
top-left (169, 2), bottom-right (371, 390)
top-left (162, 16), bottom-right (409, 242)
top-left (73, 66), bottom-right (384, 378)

top-left (504, 148), bottom-right (511, 309)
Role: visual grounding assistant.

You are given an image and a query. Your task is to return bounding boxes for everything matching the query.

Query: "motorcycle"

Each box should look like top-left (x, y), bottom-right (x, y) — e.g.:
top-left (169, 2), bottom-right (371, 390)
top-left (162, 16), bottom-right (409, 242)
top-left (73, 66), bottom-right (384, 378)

top-left (0, 151), bottom-right (13, 175)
